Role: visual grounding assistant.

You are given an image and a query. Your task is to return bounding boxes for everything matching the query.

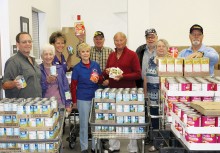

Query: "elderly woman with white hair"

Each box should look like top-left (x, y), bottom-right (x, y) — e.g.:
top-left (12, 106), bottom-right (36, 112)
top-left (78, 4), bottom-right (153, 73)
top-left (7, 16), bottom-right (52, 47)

top-left (40, 44), bottom-right (72, 112)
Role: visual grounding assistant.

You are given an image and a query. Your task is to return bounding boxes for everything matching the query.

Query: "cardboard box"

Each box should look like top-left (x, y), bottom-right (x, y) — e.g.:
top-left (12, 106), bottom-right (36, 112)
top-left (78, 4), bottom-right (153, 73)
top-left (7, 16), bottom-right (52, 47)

top-left (167, 58), bottom-right (175, 72)
top-left (190, 102), bottom-right (220, 116)
top-left (175, 58), bottom-right (183, 73)
top-left (193, 58), bottom-right (201, 72)
top-left (184, 59), bottom-right (193, 73)
top-left (201, 58), bottom-right (209, 73)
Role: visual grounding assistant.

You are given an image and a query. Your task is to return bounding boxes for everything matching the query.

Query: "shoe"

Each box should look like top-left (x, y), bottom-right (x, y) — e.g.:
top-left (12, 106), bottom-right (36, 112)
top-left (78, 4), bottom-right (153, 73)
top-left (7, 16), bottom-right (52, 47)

top-left (127, 141), bottom-right (137, 153)
top-left (91, 149), bottom-right (99, 153)
top-left (148, 145), bottom-right (157, 152)
top-left (82, 150), bottom-right (88, 153)
top-left (108, 148), bottom-right (120, 153)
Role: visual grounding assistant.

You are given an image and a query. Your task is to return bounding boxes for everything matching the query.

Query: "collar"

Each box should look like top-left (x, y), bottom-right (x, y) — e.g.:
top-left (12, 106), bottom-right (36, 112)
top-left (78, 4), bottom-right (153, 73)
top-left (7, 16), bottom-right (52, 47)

top-left (189, 44), bottom-right (206, 52)
top-left (94, 46), bottom-right (103, 52)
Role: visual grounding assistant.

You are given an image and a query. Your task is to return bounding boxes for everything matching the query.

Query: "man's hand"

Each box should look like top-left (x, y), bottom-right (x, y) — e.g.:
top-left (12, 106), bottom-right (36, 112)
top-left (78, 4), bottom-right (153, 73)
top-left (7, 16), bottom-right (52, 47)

top-left (114, 74), bottom-right (123, 81)
top-left (187, 52), bottom-right (203, 58)
top-left (14, 79), bottom-right (22, 89)
top-left (105, 68), bottom-right (110, 75)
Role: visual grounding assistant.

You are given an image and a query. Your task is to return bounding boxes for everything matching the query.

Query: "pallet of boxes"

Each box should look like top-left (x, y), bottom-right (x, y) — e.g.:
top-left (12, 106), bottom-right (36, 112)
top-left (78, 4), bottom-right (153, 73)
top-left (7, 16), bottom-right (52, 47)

top-left (90, 88), bottom-right (148, 140)
top-left (158, 56), bottom-right (220, 151)
top-left (0, 97), bottom-right (62, 153)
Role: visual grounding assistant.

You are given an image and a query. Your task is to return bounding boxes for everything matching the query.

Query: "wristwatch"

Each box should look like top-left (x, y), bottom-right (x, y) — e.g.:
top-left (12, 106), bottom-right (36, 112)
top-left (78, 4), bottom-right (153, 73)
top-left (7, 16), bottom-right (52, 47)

top-left (198, 51), bottom-right (204, 57)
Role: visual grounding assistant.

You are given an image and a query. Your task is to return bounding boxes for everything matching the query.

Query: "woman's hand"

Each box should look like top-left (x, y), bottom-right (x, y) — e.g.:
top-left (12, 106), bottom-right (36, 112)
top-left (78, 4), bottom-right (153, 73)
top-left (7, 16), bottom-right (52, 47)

top-left (66, 107), bottom-right (72, 113)
top-left (72, 103), bottom-right (77, 109)
top-left (46, 75), bottom-right (57, 83)
top-left (102, 79), bottom-right (109, 86)
top-left (90, 75), bottom-right (99, 83)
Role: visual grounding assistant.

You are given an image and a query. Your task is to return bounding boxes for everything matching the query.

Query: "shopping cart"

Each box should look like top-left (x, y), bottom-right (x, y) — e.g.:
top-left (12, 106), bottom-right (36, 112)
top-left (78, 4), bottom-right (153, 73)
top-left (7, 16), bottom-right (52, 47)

top-left (66, 107), bottom-right (93, 149)
top-left (66, 107), bottom-right (80, 149)
top-left (89, 100), bottom-right (150, 153)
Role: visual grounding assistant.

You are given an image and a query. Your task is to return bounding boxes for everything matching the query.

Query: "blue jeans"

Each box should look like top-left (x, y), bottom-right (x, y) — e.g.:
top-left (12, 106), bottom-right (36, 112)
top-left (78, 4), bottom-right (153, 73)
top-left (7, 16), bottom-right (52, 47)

top-left (77, 99), bottom-right (92, 151)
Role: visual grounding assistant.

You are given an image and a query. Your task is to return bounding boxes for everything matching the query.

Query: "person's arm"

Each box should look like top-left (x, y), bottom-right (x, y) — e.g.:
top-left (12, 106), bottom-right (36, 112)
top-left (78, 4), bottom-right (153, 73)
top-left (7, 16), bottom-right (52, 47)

top-left (2, 59), bottom-right (22, 90)
top-left (70, 80), bottom-right (78, 108)
top-left (203, 47), bottom-right (219, 67)
top-left (2, 80), bottom-right (20, 90)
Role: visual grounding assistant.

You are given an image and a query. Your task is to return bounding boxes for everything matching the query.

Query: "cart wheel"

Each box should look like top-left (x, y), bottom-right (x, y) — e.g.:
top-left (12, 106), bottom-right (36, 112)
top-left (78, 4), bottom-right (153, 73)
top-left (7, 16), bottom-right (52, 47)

top-left (71, 135), bottom-right (77, 142)
top-left (70, 124), bottom-right (74, 131)
top-left (69, 141), bottom-right (76, 149)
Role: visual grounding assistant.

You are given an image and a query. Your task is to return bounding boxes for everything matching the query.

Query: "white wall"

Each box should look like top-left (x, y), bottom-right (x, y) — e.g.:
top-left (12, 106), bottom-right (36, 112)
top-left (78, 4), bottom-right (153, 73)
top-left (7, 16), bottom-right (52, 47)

top-left (60, 0), bottom-right (128, 49)
top-left (8, 0), bottom-right (61, 48)
top-left (127, 0), bottom-right (150, 50)
top-left (60, 0), bottom-right (220, 52)
top-left (148, 0), bottom-right (220, 47)
top-left (1, 0), bottom-right (220, 72)
top-left (128, 0), bottom-right (220, 51)
top-left (0, 0), bottom-right (10, 73)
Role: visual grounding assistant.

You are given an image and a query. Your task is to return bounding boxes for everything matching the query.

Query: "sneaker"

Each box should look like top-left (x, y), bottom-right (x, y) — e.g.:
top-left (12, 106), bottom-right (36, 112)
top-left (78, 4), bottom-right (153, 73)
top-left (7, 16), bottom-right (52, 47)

top-left (148, 145), bottom-right (157, 152)
top-left (108, 147), bottom-right (120, 153)
top-left (81, 150), bottom-right (88, 153)
top-left (127, 141), bottom-right (138, 153)
top-left (91, 149), bottom-right (99, 153)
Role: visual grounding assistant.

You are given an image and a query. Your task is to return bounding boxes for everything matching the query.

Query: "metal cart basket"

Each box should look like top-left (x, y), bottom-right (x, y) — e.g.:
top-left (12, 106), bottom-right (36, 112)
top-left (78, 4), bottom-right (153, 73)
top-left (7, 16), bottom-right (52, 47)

top-left (89, 100), bottom-right (150, 153)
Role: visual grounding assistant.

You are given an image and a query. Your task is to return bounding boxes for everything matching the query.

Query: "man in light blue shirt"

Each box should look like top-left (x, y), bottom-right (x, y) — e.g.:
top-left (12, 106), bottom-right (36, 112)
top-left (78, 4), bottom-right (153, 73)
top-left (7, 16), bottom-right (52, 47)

top-left (179, 24), bottom-right (219, 76)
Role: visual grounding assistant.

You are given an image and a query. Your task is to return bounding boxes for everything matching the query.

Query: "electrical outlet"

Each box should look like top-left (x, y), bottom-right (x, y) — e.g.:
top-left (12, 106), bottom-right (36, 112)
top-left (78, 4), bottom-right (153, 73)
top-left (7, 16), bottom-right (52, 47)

top-left (13, 45), bottom-right (17, 54)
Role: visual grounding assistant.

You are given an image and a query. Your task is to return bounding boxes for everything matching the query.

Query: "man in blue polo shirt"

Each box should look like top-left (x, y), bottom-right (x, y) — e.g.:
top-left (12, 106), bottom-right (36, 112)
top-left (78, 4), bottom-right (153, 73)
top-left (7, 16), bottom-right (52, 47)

top-left (179, 24), bottom-right (219, 76)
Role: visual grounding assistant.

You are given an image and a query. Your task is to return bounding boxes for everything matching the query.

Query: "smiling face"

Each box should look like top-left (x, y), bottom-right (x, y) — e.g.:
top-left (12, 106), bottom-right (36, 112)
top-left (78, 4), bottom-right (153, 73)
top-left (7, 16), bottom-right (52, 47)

top-left (78, 43), bottom-right (91, 63)
top-left (41, 49), bottom-right (55, 66)
top-left (156, 40), bottom-right (169, 57)
top-left (79, 48), bottom-right (90, 62)
top-left (53, 37), bottom-right (65, 53)
top-left (189, 30), bottom-right (204, 46)
top-left (114, 32), bottom-right (127, 51)
top-left (146, 33), bottom-right (158, 49)
top-left (93, 35), bottom-right (105, 50)
top-left (16, 34), bottom-right (32, 56)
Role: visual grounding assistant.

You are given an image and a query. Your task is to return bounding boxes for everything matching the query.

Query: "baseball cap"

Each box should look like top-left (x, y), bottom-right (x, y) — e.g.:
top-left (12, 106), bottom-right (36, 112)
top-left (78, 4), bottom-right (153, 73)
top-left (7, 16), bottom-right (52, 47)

top-left (145, 28), bottom-right (157, 37)
top-left (190, 24), bottom-right (203, 34)
top-left (94, 31), bottom-right (104, 38)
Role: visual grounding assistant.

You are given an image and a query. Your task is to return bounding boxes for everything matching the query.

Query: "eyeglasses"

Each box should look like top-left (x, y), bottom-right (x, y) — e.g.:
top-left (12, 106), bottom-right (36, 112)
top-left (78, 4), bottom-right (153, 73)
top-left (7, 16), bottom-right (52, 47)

top-left (146, 36), bottom-right (156, 40)
top-left (19, 40), bottom-right (33, 44)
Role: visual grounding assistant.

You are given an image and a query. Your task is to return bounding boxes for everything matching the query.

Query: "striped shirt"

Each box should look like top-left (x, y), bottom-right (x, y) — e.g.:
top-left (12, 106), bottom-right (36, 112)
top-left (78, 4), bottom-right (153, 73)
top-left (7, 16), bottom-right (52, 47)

top-left (90, 46), bottom-right (113, 72)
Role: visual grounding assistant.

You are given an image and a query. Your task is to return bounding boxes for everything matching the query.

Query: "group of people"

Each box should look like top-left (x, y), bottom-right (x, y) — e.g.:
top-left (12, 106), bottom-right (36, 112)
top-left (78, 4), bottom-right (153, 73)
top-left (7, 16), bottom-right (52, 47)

top-left (1, 23), bottom-right (219, 153)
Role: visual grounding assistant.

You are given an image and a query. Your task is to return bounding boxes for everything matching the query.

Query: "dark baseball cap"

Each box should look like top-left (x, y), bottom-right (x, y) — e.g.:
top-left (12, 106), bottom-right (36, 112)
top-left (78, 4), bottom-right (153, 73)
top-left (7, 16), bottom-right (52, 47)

top-left (145, 28), bottom-right (157, 37)
top-left (190, 24), bottom-right (203, 34)
top-left (94, 31), bottom-right (104, 38)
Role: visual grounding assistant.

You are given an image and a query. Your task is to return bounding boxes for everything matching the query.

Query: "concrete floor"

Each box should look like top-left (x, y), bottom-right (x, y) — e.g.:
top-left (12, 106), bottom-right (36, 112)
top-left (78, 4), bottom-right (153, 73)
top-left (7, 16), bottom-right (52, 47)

top-left (62, 120), bottom-right (159, 153)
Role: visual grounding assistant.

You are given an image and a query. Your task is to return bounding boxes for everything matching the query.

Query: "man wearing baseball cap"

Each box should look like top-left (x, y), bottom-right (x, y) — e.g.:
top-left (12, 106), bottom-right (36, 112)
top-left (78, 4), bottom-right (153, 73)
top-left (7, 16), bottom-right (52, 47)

top-left (179, 24), bottom-right (219, 76)
top-left (136, 28), bottom-right (158, 88)
top-left (90, 31), bottom-right (113, 72)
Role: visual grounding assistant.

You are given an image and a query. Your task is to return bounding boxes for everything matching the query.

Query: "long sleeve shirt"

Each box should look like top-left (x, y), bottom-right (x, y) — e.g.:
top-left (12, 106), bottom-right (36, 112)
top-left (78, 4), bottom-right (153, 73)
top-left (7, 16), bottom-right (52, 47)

top-left (103, 46), bottom-right (141, 88)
